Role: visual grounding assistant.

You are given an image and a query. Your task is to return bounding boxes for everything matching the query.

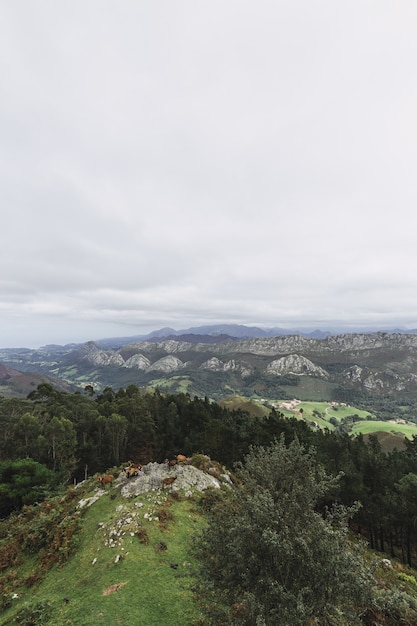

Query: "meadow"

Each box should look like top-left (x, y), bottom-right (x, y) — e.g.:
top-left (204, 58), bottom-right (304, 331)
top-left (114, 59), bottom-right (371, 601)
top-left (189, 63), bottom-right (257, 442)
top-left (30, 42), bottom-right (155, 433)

top-left (351, 419), bottom-right (417, 439)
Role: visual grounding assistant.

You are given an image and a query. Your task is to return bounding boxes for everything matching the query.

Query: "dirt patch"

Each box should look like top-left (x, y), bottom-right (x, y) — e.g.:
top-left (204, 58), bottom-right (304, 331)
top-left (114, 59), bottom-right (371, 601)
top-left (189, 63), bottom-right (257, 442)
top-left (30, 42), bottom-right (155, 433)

top-left (102, 581), bottom-right (128, 596)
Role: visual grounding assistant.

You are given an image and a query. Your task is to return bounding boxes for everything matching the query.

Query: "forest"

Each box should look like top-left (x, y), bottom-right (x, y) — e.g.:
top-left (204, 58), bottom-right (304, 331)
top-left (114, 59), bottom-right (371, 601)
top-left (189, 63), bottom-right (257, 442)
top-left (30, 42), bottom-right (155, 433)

top-left (2, 382), bottom-right (417, 569)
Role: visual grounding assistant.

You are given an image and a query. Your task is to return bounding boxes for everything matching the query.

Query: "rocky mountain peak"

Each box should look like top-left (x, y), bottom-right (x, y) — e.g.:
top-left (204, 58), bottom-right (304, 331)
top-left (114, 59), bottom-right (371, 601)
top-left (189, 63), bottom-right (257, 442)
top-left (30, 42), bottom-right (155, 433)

top-left (266, 354), bottom-right (329, 379)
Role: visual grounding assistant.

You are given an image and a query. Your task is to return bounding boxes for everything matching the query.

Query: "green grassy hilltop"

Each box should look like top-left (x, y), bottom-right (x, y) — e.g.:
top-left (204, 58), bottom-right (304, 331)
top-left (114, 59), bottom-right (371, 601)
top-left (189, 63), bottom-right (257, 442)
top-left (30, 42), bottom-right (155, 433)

top-left (0, 475), bottom-right (206, 626)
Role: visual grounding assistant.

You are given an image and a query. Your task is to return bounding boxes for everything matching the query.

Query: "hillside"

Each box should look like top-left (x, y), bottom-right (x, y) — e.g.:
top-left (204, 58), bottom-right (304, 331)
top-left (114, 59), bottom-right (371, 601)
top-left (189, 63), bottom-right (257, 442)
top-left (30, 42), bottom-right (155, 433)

top-left (0, 460), bottom-right (227, 625)
top-left (0, 364), bottom-right (74, 398)
top-left (2, 458), bottom-right (417, 625)
top-left (3, 331), bottom-right (417, 403)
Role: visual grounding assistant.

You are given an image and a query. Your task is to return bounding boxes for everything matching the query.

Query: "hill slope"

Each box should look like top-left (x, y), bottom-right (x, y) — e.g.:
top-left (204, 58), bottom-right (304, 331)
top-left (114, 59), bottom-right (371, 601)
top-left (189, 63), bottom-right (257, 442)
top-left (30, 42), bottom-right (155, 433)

top-left (3, 459), bottom-right (417, 625)
top-left (0, 461), bottom-right (226, 625)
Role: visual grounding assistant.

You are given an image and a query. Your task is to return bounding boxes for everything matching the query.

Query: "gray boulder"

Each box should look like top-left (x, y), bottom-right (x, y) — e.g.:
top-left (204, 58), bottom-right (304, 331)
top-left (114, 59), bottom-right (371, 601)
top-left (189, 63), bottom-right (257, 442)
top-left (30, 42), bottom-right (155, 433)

top-left (119, 462), bottom-right (221, 498)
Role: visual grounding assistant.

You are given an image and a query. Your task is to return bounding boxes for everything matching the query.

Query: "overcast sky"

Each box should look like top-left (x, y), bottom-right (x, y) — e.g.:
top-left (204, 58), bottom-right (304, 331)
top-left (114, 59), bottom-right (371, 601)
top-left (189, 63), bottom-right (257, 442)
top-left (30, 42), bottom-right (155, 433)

top-left (1, 1), bottom-right (417, 348)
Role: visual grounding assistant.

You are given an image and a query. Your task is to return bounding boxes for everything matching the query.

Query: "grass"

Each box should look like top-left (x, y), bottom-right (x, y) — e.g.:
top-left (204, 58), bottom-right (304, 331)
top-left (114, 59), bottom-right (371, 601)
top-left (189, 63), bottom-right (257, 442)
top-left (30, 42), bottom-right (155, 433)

top-left (219, 396), bottom-right (270, 417)
top-left (268, 400), bottom-right (373, 426)
top-left (0, 480), bottom-right (205, 626)
top-left (144, 376), bottom-right (194, 394)
top-left (352, 420), bottom-right (417, 439)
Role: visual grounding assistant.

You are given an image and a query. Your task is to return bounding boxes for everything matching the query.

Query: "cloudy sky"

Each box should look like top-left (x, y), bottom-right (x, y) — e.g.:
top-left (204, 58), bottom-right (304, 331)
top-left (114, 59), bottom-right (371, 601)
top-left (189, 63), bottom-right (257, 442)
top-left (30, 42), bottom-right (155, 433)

top-left (1, 1), bottom-right (417, 348)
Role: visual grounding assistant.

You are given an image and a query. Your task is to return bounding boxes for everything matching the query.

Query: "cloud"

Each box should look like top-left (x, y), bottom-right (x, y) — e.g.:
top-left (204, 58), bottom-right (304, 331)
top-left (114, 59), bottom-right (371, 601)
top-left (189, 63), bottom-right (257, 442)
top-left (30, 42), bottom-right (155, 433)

top-left (1, 1), bottom-right (417, 347)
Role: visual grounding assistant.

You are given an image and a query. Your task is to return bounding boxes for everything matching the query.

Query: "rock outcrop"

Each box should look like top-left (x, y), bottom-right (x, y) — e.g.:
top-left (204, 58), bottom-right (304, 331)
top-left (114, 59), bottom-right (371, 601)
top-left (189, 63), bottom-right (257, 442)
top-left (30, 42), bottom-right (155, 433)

top-left (200, 357), bottom-right (253, 378)
top-left (266, 354), bottom-right (329, 379)
top-left (80, 342), bottom-right (125, 367)
top-left (200, 357), bottom-right (224, 372)
top-left (123, 353), bottom-right (151, 370)
top-left (119, 462), bottom-right (222, 498)
top-left (146, 355), bottom-right (186, 373)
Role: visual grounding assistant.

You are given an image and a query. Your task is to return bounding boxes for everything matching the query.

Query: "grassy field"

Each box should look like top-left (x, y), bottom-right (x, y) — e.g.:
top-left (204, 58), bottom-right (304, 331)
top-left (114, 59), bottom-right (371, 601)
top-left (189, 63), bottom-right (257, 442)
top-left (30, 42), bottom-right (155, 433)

top-left (352, 420), bottom-right (417, 439)
top-left (240, 397), bottom-right (417, 441)
top-left (257, 399), bottom-right (373, 430)
top-left (219, 395), bottom-right (270, 417)
top-left (0, 480), bottom-right (206, 626)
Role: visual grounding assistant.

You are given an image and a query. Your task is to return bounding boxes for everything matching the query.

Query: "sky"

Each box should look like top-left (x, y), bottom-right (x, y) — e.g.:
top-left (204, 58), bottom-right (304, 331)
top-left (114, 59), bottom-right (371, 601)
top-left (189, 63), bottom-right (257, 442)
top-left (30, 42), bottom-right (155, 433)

top-left (1, 1), bottom-right (417, 348)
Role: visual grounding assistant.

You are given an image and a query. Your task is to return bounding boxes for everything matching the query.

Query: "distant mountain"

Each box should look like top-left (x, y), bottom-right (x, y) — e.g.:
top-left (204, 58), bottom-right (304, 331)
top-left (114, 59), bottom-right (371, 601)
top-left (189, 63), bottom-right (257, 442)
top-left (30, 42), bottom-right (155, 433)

top-left (147, 333), bottom-right (237, 345)
top-left (94, 324), bottom-right (334, 349)
top-left (155, 324), bottom-right (332, 339)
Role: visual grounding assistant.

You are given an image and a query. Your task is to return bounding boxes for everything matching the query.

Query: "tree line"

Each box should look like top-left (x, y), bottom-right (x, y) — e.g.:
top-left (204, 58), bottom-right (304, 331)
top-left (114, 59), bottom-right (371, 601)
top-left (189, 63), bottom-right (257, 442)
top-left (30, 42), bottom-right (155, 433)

top-left (2, 382), bottom-right (417, 566)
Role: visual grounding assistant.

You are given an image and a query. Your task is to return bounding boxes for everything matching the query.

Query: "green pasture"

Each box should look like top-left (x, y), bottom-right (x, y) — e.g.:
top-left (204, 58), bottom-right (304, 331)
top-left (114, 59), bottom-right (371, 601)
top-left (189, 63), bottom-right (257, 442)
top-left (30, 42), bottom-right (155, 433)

top-left (352, 420), bottom-right (417, 440)
top-left (148, 375), bottom-right (194, 394)
top-left (236, 398), bottom-right (417, 442)
top-left (271, 400), bottom-right (374, 426)
top-left (302, 401), bottom-right (373, 421)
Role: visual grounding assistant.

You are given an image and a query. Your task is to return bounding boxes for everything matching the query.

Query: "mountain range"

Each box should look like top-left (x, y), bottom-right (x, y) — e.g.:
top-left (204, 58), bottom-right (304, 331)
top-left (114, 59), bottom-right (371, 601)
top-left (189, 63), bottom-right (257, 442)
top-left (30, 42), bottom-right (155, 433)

top-left (3, 324), bottom-right (417, 401)
top-left (95, 323), bottom-right (417, 348)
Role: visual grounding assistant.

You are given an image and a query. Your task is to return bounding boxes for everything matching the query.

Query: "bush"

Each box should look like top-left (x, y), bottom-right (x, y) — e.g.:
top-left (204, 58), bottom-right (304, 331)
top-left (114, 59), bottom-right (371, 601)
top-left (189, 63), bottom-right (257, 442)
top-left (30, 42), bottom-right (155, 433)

top-left (398, 572), bottom-right (417, 587)
top-left (3, 599), bottom-right (53, 625)
top-left (190, 454), bottom-right (211, 470)
top-left (0, 488), bottom-right (84, 599)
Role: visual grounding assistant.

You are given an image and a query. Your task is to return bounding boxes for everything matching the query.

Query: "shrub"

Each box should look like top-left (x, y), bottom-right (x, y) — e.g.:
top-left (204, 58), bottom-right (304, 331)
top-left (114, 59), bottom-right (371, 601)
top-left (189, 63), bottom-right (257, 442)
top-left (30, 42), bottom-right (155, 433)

top-left (136, 526), bottom-right (149, 544)
top-left (190, 454), bottom-right (211, 470)
top-left (3, 599), bottom-right (53, 625)
top-left (398, 572), bottom-right (417, 587)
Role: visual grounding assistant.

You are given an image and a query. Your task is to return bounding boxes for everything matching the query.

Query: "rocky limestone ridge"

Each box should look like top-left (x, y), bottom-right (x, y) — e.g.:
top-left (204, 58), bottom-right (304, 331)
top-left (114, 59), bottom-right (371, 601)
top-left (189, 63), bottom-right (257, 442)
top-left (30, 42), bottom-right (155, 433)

top-left (123, 339), bottom-right (194, 354)
top-left (325, 333), bottom-right (417, 352)
top-left (342, 365), bottom-right (417, 392)
top-left (223, 359), bottom-right (253, 378)
top-left (79, 343), bottom-right (186, 374)
top-left (200, 357), bottom-right (253, 378)
top-left (123, 353), bottom-right (151, 370)
top-left (55, 333), bottom-right (417, 397)
top-left (146, 355), bottom-right (186, 373)
top-left (266, 354), bottom-right (329, 379)
top-left (122, 332), bottom-right (417, 358)
top-left (200, 357), bottom-right (224, 371)
top-left (123, 336), bottom-right (314, 356)
top-left (80, 341), bottom-right (125, 367)
top-left (212, 332), bottom-right (417, 357)
top-left (81, 332), bottom-right (417, 366)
